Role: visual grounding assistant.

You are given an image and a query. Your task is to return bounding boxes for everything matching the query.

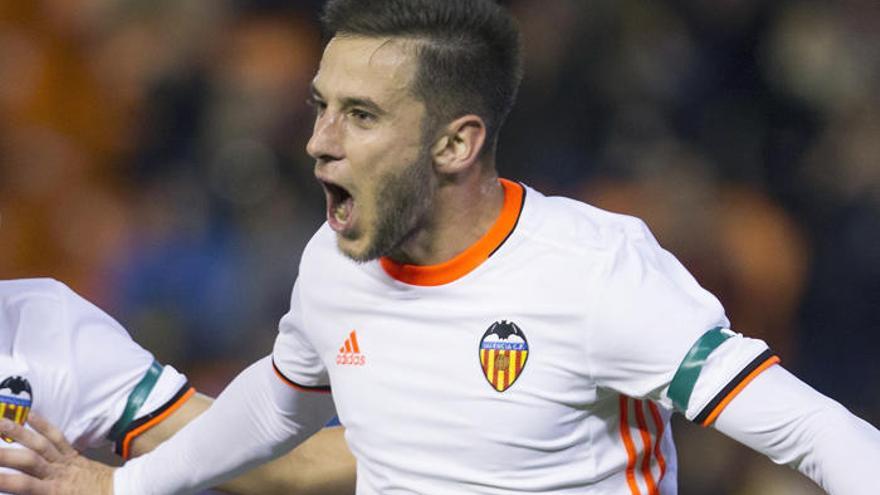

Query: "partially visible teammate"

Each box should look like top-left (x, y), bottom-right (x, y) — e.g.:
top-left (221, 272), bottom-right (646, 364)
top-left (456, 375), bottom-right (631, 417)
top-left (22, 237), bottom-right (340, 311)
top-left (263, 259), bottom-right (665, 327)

top-left (0, 278), bottom-right (354, 495)
top-left (0, 1), bottom-right (879, 494)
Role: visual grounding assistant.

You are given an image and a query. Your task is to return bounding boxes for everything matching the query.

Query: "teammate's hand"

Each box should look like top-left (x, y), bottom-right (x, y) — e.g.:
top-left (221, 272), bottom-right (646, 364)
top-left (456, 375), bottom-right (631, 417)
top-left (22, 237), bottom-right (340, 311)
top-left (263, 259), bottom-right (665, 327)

top-left (0, 413), bottom-right (114, 495)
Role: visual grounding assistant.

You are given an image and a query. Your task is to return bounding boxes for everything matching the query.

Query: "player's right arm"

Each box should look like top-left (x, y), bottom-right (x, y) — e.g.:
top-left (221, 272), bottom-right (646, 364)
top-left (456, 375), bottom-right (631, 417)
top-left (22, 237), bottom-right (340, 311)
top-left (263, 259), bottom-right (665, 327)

top-left (112, 277), bottom-right (338, 495)
top-left (0, 278), bottom-right (353, 495)
top-left (129, 392), bottom-right (354, 495)
top-left (0, 358), bottom-right (350, 495)
top-left (115, 355), bottom-right (336, 494)
top-left (0, 354), bottom-right (338, 495)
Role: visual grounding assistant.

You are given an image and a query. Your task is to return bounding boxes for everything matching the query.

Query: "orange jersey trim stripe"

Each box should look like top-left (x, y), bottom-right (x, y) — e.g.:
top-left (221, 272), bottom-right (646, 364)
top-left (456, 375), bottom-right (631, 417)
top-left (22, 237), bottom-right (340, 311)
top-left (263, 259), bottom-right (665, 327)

top-left (379, 179), bottom-right (525, 286)
top-left (647, 402), bottom-right (667, 480)
top-left (620, 397), bottom-right (668, 494)
top-left (619, 396), bottom-right (642, 495)
top-left (272, 360), bottom-right (332, 394)
top-left (119, 386), bottom-right (196, 459)
top-left (700, 355), bottom-right (780, 427)
top-left (633, 400), bottom-right (658, 495)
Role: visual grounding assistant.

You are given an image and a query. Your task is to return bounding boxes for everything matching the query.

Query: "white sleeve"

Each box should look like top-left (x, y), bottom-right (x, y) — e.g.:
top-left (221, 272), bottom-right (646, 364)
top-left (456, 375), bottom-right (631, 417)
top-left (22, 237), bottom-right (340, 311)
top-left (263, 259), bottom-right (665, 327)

top-left (55, 282), bottom-right (189, 451)
top-left (585, 220), bottom-right (766, 409)
top-left (714, 364), bottom-right (880, 495)
top-left (113, 356), bottom-right (336, 495)
top-left (272, 281), bottom-right (330, 390)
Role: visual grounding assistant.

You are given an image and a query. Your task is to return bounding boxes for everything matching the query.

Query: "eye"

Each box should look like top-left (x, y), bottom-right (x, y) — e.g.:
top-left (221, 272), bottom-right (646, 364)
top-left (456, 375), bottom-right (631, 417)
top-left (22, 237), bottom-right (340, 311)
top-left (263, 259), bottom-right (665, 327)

top-left (349, 108), bottom-right (376, 124)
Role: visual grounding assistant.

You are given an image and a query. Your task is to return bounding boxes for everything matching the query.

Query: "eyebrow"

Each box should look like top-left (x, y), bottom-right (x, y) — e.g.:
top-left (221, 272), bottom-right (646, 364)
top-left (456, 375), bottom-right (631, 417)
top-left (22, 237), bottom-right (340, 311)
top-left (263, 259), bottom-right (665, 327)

top-left (310, 83), bottom-right (388, 117)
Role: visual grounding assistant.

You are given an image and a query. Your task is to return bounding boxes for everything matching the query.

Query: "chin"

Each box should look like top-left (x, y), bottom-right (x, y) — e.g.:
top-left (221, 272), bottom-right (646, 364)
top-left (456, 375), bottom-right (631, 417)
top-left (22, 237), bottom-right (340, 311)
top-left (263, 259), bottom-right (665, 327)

top-left (335, 235), bottom-right (378, 264)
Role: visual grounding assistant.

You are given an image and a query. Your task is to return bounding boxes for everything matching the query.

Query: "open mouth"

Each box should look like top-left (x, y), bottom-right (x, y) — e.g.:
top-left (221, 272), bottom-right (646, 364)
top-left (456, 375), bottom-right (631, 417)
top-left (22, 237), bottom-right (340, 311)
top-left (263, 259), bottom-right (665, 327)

top-left (320, 180), bottom-right (355, 233)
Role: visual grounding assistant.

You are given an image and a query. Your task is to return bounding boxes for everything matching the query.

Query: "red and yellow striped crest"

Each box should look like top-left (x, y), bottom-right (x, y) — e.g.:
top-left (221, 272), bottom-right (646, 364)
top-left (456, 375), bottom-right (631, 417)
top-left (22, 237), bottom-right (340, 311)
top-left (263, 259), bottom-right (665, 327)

top-left (0, 376), bottom-right (32, 443)
top-left (478, 321), bottom-right (529, 392)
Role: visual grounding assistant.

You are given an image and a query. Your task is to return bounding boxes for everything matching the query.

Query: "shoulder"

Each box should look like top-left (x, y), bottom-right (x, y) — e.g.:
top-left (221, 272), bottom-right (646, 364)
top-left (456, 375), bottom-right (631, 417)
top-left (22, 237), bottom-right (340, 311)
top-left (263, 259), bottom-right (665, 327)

top-left (0, 278), bottom-right (138, 358)
top-left (0, 278), bottom-right (110, 324)
top-left (517, 184), bottom-right (655, 264)
top-left (0, 277), bottom-right (70, 306)
top-left (0, 278), bottom-right (75, 353)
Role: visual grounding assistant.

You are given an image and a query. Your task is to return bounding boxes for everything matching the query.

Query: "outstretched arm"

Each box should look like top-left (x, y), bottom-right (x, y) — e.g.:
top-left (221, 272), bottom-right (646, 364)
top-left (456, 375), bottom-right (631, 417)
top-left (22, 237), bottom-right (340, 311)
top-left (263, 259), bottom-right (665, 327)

top-left (712, 365), bottom-right (880, 494)
top-left (131, 392), bottom-right (354, 495)
top-left (118, 355), bottom-right (337, 494)
top-left (0, 356), bottom-right (346, 495)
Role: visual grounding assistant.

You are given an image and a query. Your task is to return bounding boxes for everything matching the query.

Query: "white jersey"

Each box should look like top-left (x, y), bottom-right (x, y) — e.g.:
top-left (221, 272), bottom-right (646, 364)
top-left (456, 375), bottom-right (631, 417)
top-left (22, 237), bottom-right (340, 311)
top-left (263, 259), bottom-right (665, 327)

top-left (273, 180), bottom-right (777, 495)
top-left (0, 279), bottom-right (192, 467)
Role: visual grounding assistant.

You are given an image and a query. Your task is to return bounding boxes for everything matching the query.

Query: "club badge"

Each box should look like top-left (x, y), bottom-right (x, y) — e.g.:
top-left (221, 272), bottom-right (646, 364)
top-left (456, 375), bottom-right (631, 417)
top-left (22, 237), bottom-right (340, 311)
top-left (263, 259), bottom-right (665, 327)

top-left (0, 376), bottom-right (32, 443)
top-left (479, 320), bottom-right (529, 392)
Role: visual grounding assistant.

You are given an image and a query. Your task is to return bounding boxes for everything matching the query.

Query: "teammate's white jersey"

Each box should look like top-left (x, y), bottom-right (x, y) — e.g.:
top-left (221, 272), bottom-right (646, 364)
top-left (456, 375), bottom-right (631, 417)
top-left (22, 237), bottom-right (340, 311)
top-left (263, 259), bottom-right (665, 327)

top-left (274, 179), bottom-right (777, 495)
top-left (0, 279), bottom-right (192, 468)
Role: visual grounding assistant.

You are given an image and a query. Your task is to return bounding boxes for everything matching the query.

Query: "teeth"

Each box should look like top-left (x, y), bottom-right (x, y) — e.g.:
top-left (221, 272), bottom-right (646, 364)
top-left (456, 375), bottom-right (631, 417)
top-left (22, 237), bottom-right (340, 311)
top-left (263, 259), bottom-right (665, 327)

top-left (333, 197), bottom-right (352, 224)
top-left (334, 203), bottom-right (347, 222)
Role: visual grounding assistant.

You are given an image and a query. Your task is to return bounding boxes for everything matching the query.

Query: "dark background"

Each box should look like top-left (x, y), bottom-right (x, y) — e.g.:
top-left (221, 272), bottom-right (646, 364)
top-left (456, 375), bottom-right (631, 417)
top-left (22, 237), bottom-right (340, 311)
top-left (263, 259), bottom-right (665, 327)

top-left (2, 1), bottom-right (878, 493)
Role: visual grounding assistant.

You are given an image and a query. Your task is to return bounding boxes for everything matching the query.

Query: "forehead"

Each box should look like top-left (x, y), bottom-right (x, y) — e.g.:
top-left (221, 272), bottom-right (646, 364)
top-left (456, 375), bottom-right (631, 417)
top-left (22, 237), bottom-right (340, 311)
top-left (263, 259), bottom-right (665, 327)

top-left (313, 35), bottom-right (419, 104)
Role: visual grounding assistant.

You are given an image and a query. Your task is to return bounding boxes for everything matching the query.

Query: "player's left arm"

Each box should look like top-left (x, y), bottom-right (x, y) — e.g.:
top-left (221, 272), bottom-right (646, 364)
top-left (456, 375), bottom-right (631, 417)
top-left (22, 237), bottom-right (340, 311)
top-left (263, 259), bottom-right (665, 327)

top-left (711, 363), bottom-right (880, 495)
top-left (584, 223), bottom-right (880, 493)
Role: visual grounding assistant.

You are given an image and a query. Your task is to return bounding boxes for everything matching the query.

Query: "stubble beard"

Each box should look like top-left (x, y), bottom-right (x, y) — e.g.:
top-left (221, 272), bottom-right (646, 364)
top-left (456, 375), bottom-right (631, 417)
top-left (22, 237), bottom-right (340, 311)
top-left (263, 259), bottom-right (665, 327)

top-left (341, 146), bottom-right (435, 263)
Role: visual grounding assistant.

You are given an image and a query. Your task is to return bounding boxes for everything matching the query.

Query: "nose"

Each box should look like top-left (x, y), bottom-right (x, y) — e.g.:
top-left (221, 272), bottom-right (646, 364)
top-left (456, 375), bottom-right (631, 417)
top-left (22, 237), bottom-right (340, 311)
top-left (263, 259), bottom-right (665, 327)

top-left (306, 111), bottom-right (344, 163)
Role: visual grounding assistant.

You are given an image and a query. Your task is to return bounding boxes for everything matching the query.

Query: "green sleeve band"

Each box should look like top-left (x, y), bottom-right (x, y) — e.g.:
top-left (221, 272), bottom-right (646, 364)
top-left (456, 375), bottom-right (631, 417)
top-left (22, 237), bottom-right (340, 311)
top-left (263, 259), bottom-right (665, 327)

top-left (107, 360), bottom-right (162, 441)
top-left (668, 327), bottom-right (732, 412)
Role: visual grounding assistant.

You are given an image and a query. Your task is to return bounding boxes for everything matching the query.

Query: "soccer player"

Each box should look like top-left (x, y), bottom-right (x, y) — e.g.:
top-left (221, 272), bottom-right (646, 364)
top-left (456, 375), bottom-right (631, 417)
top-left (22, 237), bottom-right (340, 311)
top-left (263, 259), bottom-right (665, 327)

top-left (1, 0), bottom-right (879, 494)
top-left (0, 278), bottom-right (354, 494)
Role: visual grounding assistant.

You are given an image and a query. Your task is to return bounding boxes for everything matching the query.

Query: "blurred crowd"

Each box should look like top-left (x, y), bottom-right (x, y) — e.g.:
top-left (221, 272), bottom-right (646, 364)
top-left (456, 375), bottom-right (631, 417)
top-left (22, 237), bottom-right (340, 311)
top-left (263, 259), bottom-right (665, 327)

top-left (1, 1), bottom-right (878, 493)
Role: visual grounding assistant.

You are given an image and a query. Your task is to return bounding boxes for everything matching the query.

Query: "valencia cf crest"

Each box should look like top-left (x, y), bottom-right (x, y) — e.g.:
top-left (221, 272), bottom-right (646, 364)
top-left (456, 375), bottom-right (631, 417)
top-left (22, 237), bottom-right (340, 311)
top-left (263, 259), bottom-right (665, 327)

top-left (0, 376), bottom-right (32, 443)
top-left (478, 321), bottom-right (529, 392)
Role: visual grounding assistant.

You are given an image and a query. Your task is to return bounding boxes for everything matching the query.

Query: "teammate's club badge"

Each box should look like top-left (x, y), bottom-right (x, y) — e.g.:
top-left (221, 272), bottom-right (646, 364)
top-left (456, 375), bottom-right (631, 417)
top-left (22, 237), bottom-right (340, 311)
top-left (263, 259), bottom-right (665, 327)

top-left (479, 321), bottom-right (529, 392)
top-left (0, 376), bottom-right (32, 443)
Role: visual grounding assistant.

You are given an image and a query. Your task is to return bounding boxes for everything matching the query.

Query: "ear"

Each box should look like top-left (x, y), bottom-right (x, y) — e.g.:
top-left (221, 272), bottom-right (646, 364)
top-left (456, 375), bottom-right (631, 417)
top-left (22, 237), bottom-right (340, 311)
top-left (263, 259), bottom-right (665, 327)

top-left (431, 114), bottom-right (487, 174)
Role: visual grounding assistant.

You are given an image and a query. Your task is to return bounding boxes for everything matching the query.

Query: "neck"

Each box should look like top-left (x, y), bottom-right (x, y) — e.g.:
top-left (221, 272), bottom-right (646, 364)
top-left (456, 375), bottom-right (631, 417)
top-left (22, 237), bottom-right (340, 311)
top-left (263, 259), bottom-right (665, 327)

top-left (388, 167), bottom-right (504, 266)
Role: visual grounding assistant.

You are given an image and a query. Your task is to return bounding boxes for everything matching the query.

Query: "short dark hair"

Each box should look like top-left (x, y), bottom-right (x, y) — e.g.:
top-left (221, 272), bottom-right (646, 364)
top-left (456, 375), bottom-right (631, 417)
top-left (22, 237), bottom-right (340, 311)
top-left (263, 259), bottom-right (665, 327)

top-left (321, 0), bottom-right (523, 155)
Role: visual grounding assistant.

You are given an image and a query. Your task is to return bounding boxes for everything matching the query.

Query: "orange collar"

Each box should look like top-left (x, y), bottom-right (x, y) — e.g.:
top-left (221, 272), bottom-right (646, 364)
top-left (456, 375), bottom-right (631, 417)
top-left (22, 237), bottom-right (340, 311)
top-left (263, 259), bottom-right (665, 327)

top-left (379, 179), bottom-right (525, 286)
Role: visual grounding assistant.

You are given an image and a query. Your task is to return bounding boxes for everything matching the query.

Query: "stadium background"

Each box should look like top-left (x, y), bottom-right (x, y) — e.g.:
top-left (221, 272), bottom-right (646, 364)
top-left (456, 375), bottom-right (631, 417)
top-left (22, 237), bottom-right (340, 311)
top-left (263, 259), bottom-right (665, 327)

top-left (1, 1), bottom-right (878, 493)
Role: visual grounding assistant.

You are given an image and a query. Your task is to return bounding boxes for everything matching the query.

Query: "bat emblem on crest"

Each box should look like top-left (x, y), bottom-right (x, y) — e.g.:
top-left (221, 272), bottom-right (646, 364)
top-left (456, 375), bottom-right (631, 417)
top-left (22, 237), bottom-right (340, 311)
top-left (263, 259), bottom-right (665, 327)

top-left (478, 321), bottom-right (529, 392)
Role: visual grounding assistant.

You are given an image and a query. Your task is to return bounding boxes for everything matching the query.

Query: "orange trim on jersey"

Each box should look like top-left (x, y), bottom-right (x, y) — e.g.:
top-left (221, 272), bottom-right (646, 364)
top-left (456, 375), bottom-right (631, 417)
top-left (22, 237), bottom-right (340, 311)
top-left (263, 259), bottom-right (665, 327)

top-left (619, 396), bottom-right (642, 495)
top-left (647, 402), bottom-right (667, 481)
top-left (120, 387), bottom-right (195, 459)
top-left (272, 361), bottom-right (332, 394)
top-left (634, 400), bottom-right (659, 495)
top-left (700, 356), bottom-right (780, 427)
top-left (379, 179), bottom-right (525, 286)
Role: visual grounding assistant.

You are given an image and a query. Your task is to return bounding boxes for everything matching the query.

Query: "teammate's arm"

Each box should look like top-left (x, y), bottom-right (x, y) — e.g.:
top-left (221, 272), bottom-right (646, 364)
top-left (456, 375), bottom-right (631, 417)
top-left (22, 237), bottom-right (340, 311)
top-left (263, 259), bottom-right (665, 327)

top-left (130, 392), bottom-right (354, 495)
top-left (710, 364), bottom-right (880, 495)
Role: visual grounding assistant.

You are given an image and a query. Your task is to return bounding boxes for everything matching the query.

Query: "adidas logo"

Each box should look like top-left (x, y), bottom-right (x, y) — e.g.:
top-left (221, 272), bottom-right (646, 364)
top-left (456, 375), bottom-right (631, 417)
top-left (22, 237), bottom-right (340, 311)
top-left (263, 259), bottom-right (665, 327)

top-left (336, 330), bottom-right (366, 366)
